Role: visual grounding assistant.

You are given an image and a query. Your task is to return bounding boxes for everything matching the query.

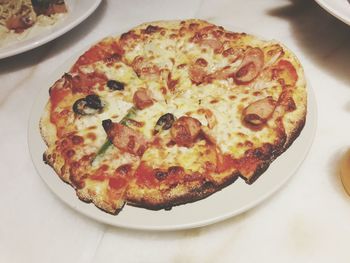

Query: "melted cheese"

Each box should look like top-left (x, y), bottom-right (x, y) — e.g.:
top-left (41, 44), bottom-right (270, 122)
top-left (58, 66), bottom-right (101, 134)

top-left (142, 140), bottom-right (213, 173)
top-left (78, 42), bottom-right (281, 168)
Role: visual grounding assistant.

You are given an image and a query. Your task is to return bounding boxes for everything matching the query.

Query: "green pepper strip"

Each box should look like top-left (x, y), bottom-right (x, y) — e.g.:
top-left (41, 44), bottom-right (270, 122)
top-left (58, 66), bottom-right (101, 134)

top-left (119, 106), bottom-right (137, 125)
top-left (94, 140), bottom-right (112, 158)
top-left (91, 106), bottom-right (137, 164)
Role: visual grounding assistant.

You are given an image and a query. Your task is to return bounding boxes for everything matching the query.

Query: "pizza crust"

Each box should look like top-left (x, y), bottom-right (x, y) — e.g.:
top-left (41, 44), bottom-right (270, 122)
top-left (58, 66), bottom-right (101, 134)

top-left (40, 102), bottom-right (56, 147)
top-left (40, 102), bottom-right (68, 182)
top-left (126, 168), bottom-right (240, 210)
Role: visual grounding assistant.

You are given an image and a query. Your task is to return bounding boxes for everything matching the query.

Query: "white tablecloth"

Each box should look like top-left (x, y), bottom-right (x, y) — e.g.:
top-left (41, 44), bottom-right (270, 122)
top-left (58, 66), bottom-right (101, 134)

top-left (1, 0), bottom-right (350, 262)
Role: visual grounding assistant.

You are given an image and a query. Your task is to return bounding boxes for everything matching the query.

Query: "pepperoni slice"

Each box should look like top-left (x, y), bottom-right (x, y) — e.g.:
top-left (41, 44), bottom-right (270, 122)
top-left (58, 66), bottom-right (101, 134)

top-left (102, 120), bottom-right (148, 156)
top-left (199, 39), bottom-right (223, 53)
top-left (133, 88), bottom-right (154, 110)
top-left (273, 60), bottom-right (298, 86)
top-left (188, 65), bottom-right (207, 84)
top-left (170, 116), bottom-right (202, 147)
top-left (132, 56), bottom-right (160, 80)
top-left (234, 48), bottom-right (264, 84)
top-left (242, 97), bottom-right (276, 129)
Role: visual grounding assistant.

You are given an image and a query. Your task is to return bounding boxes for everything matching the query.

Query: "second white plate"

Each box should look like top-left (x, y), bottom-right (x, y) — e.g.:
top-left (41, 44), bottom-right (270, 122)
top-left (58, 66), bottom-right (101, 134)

top-left (0, 0), bottom-right (101, 59)
top-left (315, 0), bottom-right (350, 26)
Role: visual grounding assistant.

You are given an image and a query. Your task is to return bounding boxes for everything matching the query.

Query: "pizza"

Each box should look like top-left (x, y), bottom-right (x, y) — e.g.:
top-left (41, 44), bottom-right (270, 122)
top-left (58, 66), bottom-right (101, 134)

top-left (40, 19), bottom-right (307, 214)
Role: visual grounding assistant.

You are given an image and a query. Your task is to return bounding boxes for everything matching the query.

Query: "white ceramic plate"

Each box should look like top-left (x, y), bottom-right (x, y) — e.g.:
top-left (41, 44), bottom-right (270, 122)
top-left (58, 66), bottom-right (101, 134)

top-left (0, 0), bottom-right (101, 59)
top-left (28, 45), bottom-right (317, 231)
top-left (315, 0), bottom-right (350, 26)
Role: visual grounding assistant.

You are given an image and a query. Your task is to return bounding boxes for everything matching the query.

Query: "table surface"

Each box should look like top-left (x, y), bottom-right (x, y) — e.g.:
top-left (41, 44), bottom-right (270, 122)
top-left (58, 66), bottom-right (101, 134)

top-left (1, 0), bottom-right (350, 262)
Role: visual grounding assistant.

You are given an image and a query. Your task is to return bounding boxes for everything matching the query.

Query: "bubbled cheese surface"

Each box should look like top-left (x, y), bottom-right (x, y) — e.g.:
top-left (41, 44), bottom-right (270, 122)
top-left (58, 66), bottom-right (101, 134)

top-left (71, 24), bottom-right (287, 172)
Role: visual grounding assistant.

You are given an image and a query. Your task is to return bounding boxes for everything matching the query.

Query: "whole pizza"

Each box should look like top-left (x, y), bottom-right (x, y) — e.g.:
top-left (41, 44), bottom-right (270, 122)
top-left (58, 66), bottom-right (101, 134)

top-left (40, 19), bottom-right (307, 214)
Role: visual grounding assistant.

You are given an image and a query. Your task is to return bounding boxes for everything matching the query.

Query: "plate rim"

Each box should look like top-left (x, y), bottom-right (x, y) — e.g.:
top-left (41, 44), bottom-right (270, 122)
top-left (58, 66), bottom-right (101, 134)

top-left (314, 0), bottom-right (350, 26)
top-left (27, 32), bottom-right (317, 231)
top-left (0, 0), bottom-right (102, 60)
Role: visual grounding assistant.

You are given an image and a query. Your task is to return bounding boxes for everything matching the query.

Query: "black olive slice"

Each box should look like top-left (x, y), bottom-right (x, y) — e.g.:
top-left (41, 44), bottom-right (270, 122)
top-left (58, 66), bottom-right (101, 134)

top-left (107, 80), bottom-right (125, 91)
top-left (73, 95), bottom-right (104, 115)
top-left (154, 113), bottom-right (175, 134)
top-left (102, 119), bottom-right (113, 131)
top-left (72, 98), bottom-right (88, 115)
top-left (85, 94), bottom-right (103, 109)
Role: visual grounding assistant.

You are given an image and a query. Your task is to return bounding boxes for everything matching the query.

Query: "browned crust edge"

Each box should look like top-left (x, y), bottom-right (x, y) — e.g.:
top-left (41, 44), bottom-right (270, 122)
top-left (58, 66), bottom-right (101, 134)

top-left (44, 151), bottom-right (127, 215)
top-left (126, 171), bottom-right (240, 211)
top-left (126, 113), bottom-right (306, 211)
top-left (241, 113), bottom-right (306, 185)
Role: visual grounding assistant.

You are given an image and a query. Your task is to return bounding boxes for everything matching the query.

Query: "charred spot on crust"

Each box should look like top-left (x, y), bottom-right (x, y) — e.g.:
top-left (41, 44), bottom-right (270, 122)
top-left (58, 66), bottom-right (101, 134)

top-left (43, 153), bottom-right (49, 164)
top-left (246, 143), bottom-right (274, 161)
top-left (69, 172), bottom-right (87, 189)
top-left (154, 170), bottom-right (168, 180)
top-left (120, 30), bottom-right (133, 40)
top-left (168, 166), bottom-right (185, 177)
top-left (144, 25), bottom-right (160, 34)
top-left (189, 22), bottom-right (199, 30)
top-left (188, 180), bottom-right (214, 194)
top-left (241, 162), bottom-right (271, 185)
top-left (224, 32), bottom-right (240, 39)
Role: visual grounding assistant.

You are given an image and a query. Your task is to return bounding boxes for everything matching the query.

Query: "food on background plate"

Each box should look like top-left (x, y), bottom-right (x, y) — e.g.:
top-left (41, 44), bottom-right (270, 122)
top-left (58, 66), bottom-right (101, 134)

top-left (40, 19), bottom-right (307, 215)
top-left (0, 0), bottom-right (67, 47)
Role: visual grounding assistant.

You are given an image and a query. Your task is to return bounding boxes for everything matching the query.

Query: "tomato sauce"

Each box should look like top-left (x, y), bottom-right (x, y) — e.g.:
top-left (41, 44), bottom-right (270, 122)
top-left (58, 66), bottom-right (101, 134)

top-left (72, 41), bottom-right (124, 72)
top-left (216, 153), bottom-right (235, 173)
top-left (135, 162), bottom-right (158, 188)
top-left (109, 177), bottom-right (128, 190)
top-left (50, 86), bottom-right (70, 109)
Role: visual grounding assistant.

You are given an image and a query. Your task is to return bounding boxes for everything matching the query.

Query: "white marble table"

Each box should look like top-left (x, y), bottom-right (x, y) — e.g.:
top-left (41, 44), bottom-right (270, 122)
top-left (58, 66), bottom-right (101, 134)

top-left (1, 0), bottom-right (350, 262)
